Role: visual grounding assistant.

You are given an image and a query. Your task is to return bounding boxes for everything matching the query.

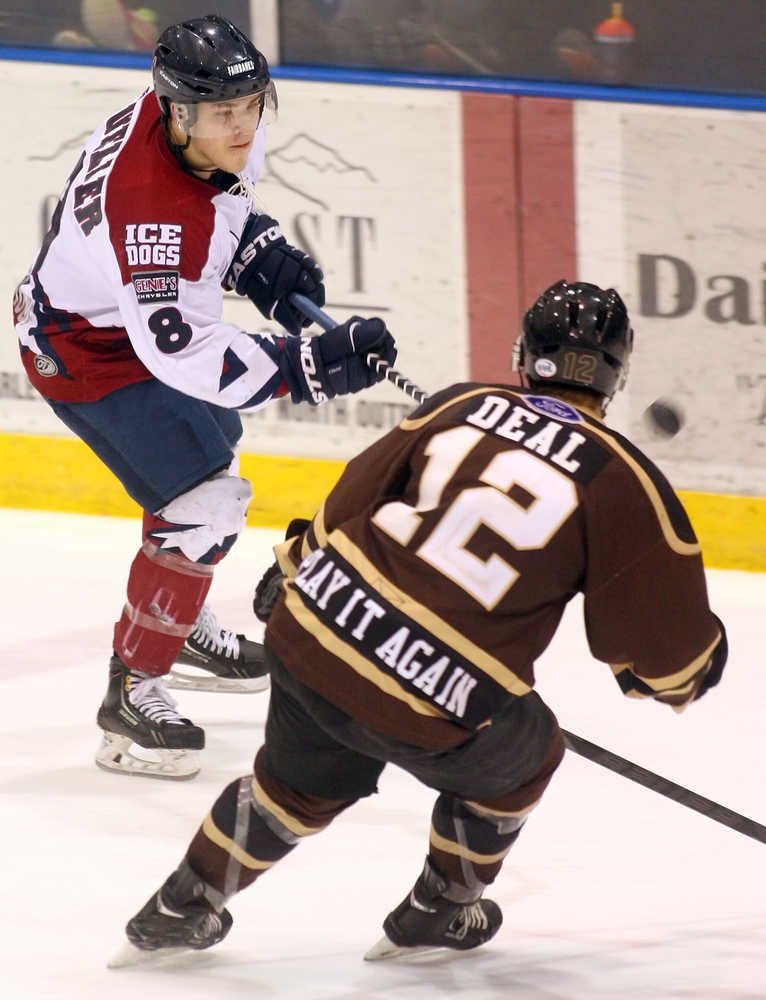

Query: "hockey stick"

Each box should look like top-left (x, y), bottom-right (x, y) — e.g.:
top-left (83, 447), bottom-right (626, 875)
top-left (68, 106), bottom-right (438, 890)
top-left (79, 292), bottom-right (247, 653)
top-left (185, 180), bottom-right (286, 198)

top-left (289, 293), bottom-right (428, 404)
top-left (293, 292), bottom-right (765, 845)
top-left (562, 730), bottom-right (766, 845)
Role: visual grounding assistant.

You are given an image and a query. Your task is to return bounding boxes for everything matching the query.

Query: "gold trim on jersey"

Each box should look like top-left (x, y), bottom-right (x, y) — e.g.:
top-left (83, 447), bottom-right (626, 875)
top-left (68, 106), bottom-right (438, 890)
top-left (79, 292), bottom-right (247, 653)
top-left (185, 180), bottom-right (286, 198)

top-left (274, 501), bottom-right (328, 577)
top-left (275, 537), bottom-right (299, 578)
top-left (250, 775), bottom-right (325, 837)
top-left (429, 826), bottom-right (513, 865)
top-left (200, 813), bottom-right (273, 871)
top-left (402, 385), bottom-right (700, 558)
top-left (329, 529), bottom-right (532, 697)
top-left (400, 388), bottom-right (493, 431)
top-left (610, 629), bottom-right (720, 695)
top-left (283, 586), bottom-right (450, 718)
top-left (584, 423), bottom-right (701, 557)
top-left (312, 501), bottom-right (329, 547)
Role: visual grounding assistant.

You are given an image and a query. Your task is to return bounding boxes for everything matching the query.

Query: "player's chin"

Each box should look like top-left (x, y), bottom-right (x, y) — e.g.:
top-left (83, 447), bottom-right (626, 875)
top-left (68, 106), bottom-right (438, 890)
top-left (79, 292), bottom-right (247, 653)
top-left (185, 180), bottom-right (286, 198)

top-left (225, 142), bottom-right (253, 171)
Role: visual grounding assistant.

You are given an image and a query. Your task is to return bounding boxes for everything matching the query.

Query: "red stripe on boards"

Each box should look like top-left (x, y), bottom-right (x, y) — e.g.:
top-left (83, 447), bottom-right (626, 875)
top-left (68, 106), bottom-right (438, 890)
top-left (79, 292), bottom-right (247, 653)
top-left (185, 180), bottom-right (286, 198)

top-left (461, 92), bottom-right (521, 384)
top-left (517, 98), bottom-right (577, 308)
top-left (462, 94), bottom-right (576, 382)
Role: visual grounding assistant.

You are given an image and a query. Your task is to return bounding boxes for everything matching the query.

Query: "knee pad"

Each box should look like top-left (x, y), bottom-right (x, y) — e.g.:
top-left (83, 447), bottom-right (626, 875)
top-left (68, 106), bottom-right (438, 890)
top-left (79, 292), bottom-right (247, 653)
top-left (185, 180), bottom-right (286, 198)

top-left (150, 473), bottom-right (253, 564)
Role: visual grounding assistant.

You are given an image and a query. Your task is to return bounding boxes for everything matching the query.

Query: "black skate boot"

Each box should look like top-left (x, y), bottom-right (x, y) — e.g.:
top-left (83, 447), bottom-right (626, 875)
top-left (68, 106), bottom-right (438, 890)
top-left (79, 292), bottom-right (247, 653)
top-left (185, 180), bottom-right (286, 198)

top-left (110, 861), bottom-right (232, 967)
top-left (365, 857), bottom-right (502, 960)
top-left (96, 655), bottom-right (205, 780)
top-left (170, 603), bottom-right (269, 693)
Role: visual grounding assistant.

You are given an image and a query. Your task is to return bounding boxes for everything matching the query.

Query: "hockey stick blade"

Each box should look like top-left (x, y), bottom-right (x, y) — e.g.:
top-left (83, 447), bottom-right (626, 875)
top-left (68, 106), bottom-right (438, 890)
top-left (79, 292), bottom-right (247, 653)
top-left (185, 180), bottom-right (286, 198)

top-left (289, 293), bottom-right (428, 405)
top-left (563, 730), bottom-right (766, 845)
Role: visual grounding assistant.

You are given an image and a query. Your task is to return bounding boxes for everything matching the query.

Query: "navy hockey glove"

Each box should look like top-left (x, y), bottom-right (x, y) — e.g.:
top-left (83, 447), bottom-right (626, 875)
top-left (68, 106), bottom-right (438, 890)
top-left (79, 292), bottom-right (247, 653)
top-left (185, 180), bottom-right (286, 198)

top-left (693, 614), bottom-right (728, 701)
top-left (280, 317), bottom-right (397, 406)
top-left (253, 518), bottom-right (310, 622)
top-left (226, 213), bottom-right (325, 335)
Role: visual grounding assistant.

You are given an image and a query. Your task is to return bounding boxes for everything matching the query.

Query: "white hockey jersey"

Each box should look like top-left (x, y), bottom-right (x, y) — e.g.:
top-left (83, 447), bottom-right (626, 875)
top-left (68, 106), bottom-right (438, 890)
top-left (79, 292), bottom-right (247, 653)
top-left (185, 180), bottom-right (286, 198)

top-left (14, 89), bottom-right (288, 410)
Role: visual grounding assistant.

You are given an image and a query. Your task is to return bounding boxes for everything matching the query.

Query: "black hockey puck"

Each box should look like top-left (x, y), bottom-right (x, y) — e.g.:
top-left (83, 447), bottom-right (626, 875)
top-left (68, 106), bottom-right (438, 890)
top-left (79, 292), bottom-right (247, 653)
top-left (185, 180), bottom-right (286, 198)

top-left (644, 399), bottom-right (683, 438)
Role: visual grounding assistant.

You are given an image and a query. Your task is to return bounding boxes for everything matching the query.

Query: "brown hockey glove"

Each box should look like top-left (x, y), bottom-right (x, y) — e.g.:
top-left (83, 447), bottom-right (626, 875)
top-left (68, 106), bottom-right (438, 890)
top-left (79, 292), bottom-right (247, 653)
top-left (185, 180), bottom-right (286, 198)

top-left (252, 518), bottom-right (311, 622)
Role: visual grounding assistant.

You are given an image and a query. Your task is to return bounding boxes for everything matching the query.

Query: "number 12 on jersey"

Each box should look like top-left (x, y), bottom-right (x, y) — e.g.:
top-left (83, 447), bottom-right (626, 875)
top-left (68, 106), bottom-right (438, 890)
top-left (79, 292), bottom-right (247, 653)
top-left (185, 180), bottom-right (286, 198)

top-left (372, 426), bottom-right (578, 610)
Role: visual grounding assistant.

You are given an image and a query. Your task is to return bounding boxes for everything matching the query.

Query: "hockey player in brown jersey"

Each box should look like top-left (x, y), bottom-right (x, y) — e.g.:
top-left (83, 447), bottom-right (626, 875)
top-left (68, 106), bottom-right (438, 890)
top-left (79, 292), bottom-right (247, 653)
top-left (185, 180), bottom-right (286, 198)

top-left (116, 279), bottom-right (727, 963)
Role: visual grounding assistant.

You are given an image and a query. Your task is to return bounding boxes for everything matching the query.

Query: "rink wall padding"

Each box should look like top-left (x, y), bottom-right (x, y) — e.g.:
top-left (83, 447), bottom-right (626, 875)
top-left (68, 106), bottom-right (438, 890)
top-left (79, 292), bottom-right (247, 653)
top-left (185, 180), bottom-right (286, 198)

top-left (1, 61), bottom-right (764, 570)
top-left (0, 432), bottom-right (344, 527)
top-left (0, 431), bottom-right (762, 573)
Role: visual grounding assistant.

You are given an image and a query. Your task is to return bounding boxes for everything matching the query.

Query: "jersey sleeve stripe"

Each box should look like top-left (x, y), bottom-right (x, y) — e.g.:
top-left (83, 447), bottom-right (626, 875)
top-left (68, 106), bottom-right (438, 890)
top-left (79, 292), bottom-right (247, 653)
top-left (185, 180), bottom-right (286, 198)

top-left (311, 501), bottom-right (329, 548)
top-left (611, 629), bottom-right (721, 695)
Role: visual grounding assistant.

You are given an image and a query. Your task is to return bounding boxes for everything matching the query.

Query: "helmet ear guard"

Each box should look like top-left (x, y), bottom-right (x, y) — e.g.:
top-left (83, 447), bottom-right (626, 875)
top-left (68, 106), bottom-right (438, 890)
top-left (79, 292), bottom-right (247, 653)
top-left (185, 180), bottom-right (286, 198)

top-left (171, 102), bottom-right (194, 130)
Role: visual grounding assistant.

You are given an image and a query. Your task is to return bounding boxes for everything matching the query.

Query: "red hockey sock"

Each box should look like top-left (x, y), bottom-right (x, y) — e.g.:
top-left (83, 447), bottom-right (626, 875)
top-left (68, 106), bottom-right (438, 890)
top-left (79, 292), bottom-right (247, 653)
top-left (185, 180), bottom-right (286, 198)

top-left (113, 515), bottom-right (215, 675)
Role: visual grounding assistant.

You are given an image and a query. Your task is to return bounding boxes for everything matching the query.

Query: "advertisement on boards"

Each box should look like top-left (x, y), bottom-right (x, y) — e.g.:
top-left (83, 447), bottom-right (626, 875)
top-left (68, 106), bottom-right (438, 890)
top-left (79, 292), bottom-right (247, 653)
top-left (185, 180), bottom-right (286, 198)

top-left (576, 100), bottom-right (766, 495)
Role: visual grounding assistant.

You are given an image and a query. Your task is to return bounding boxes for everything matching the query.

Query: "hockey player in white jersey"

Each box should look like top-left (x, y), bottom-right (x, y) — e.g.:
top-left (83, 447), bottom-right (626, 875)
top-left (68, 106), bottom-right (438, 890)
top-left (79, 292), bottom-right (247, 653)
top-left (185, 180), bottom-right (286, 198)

top-left (13, 14), bottom-right (396, 780)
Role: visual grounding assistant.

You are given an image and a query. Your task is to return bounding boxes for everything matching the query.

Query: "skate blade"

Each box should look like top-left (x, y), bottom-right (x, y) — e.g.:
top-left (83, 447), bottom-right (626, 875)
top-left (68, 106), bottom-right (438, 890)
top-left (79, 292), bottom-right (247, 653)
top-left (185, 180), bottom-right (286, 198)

top-left (95, 733), bottom-right (201, 781)
top-left (166, 667), bottom-right (269, 694)
top-left (108, 941), bottom-right (196, 969)
top-left (364, 934), bottom-right (441, 962)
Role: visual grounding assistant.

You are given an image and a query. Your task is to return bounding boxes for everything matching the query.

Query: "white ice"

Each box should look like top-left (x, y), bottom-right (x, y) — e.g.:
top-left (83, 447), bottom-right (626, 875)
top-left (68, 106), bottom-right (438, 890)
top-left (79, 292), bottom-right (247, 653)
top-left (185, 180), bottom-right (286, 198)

top-left (1, 508), bottom-right (764, 1000)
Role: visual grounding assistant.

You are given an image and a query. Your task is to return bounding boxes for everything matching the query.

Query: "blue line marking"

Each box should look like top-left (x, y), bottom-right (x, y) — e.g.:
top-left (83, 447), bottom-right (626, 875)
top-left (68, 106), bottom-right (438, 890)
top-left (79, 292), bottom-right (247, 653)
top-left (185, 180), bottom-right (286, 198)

top-left (2, 46), bottom-right (765, 111)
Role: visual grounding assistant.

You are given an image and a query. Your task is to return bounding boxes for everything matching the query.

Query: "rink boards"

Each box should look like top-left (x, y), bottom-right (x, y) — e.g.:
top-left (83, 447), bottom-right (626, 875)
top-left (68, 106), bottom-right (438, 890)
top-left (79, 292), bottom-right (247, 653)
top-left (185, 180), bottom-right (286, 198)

top-left (0, 60), bottom-right (763, 569)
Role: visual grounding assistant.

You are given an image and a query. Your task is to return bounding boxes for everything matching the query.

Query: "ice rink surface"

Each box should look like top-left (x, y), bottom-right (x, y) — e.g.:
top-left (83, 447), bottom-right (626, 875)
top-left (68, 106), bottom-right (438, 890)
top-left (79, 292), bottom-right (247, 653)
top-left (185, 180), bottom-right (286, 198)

top-left (1, 508), bottom-right (764, 1000)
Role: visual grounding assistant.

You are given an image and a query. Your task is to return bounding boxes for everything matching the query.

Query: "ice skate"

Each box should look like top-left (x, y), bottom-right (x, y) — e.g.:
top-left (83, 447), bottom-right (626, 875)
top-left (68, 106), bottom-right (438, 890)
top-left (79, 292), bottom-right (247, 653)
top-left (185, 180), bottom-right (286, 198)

top-left (365, 858), bottom-right (502, 961)
top-left (109, 861), bottom-right (232, 968)
top-left (169, 603), bottom-right (269, 693)
top-left (96, 655), bottom-right (204, 780)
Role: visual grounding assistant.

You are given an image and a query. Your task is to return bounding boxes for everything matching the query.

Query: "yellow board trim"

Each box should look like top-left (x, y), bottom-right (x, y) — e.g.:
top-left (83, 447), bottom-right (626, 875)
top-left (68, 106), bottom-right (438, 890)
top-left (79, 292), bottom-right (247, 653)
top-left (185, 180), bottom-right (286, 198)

top-left (0, 431), bottom-right (345, 526)
top-left (678, 490), bottom-right (765, 573)
top-left (0, 431), bottom-right (763, 571)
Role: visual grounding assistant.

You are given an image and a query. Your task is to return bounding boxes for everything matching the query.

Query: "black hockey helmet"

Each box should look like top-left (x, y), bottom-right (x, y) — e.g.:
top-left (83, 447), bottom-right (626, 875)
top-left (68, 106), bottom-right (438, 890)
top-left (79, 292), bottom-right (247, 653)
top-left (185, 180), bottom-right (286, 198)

top-left (152, 14), bottom-right (276, 124)
top-left (514, 279), bottom-right (633, 400)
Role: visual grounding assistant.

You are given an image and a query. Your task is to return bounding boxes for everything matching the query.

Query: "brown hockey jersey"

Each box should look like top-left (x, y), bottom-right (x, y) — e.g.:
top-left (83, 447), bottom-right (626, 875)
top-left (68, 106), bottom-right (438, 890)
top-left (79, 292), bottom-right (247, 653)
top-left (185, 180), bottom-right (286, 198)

top-left (265, 383), bottom-right (723, 749)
